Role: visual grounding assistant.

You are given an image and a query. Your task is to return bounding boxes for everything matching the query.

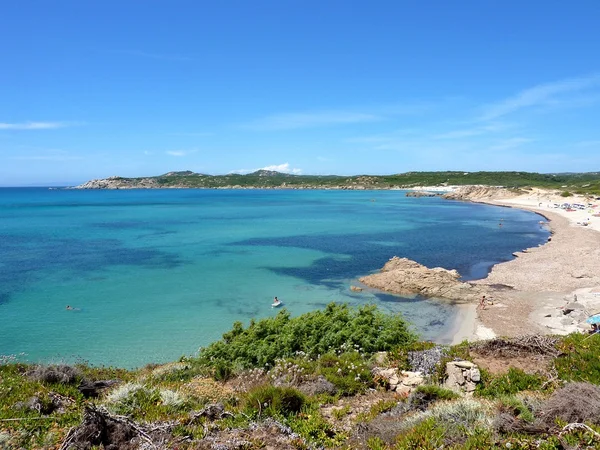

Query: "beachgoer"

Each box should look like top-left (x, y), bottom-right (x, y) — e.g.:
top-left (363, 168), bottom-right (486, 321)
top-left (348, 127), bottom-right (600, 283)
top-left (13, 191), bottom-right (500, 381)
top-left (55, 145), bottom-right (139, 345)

top-left (66, 305), bottom-right (73, 310)
top-left (479, 295), bottom-right (487, 310)
top-left (273, 296), bottom-right (280, 305)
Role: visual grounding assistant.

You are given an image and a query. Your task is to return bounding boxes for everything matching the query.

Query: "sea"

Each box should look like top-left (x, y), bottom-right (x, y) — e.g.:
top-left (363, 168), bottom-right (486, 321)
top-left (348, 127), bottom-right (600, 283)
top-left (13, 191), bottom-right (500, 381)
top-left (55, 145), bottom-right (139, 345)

top-left (0, 188), bottom-right (549, 368)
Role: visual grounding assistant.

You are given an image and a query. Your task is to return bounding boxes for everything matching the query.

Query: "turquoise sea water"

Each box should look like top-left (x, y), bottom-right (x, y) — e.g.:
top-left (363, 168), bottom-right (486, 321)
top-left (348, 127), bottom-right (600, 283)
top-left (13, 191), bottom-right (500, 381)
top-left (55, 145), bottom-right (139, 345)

top-left (0, 188), bottom-right (549, 368)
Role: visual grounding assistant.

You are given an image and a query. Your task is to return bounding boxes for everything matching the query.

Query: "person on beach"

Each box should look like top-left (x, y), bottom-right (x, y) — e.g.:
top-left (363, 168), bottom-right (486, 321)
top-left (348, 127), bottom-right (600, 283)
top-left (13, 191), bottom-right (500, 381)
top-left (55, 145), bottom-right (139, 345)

top-left (479, 295), bottom-right (487, 310)
top-left (66, 305), bottom-right (73, 310)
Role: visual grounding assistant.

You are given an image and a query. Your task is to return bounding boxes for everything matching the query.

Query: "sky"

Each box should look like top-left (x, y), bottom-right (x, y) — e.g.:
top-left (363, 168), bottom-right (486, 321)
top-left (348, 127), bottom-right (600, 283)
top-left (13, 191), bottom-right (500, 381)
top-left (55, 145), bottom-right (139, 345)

top-left (1, 1), bottom-right (600, 186)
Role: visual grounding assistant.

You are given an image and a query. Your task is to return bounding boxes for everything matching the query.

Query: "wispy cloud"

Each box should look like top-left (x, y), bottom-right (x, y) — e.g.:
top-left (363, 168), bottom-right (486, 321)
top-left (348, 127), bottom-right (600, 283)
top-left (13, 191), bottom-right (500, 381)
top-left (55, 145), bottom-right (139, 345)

top-left (574, 139), bottom-right (600, 147)
top-left (480, 73), bottom-right (600, 121)
top-left (231, 162), bottom-right (302, 175)
top-left (487, 137), bottom-right (535, 151)
top-left (115, 50), bottom-right (193, 62)
top-left (10, 149), bottom-right (83, 161)
top-left (433, 122), bottom-right (509, 140)
top-left (240, 111), bottom-right (383, 131)
top-left (0, 121), bottom-right (75, 130)
top-left (166, 149), bottom-right (198, 157)
top-left (168, 132), bottom-right (213, 137)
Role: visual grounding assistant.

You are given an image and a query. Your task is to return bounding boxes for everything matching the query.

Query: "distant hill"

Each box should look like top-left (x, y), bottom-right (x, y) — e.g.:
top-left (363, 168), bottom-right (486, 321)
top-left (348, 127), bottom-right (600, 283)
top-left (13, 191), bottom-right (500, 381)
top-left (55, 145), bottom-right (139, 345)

top-left (73, 170), bottom-right (600, 195)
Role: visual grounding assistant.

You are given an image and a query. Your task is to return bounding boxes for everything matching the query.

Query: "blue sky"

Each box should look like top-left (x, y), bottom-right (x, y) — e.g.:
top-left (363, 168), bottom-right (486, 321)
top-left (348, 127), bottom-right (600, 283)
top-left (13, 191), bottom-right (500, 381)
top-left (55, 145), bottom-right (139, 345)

top-left (1, 1), bottom-right (599, 185)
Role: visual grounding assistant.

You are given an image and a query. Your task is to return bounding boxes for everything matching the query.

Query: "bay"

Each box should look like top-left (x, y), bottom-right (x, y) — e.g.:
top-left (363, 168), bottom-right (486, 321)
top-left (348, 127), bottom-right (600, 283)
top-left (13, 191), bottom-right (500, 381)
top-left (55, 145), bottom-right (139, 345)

top-left (0, 188), bottom-right (548, 367)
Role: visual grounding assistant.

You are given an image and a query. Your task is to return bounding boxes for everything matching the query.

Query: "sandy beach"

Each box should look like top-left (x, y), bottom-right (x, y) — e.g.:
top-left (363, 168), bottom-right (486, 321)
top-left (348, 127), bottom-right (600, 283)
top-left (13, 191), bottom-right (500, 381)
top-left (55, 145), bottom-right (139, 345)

top-left (449, 187), bottom-right (600, 342)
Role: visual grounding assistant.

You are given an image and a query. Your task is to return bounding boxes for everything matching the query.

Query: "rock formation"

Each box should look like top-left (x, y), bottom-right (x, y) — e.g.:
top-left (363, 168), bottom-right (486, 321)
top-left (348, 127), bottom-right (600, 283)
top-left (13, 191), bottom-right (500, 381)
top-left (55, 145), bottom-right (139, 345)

top-left (442, 185), bottom-right (522, 201)
top-left (444, 360), bottom-right (481, 396)
top-left (371, 367), bottom-right (425, 396)
top-left (405, 191), bottom-right (441, 198)
top-left (359, 257), bottom-right (484, 302)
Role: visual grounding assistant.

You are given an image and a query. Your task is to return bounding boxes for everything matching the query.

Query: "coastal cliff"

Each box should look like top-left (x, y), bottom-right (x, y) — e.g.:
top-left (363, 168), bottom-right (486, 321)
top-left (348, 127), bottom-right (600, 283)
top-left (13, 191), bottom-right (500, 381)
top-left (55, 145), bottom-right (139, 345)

top-left (359, 256), bottom-right (484, 302)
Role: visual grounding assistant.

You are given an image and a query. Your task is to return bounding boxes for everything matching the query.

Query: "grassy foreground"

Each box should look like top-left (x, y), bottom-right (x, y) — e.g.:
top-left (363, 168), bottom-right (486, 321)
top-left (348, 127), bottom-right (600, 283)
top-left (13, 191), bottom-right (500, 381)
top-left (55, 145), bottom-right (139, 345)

top-left (1, 304), bottom-right (600, 449)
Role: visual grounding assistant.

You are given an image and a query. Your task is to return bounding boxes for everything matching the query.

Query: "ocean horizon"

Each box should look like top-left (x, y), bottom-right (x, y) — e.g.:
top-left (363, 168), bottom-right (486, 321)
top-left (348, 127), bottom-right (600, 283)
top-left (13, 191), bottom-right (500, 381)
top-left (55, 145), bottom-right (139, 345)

top-left (0, 188), bottom-right (549, 368)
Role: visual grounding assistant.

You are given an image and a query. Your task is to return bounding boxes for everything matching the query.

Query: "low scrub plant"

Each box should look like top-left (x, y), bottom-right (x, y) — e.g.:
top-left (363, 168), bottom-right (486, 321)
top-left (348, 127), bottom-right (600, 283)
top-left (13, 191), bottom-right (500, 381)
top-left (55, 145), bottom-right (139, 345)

top-left (243, 385), bottom-right (306, 418)
top-left (476, 367), bottom-right (546, 398)
top-left (318, 351), bottom-right (372, 395)
top-left (26, 364), bottom-right (80, 385)
top-left (554, 333), bottom-right (600, 384)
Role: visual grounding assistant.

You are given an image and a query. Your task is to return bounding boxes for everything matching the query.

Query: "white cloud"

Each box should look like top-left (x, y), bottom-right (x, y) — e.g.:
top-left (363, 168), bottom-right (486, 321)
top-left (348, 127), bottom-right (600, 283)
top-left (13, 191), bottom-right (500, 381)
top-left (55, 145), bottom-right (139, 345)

top-left (0, 121), bottom-right (73, 130)
top-left (480, 73), bottom-right (600, 121)
top-left (260, 163), bottom-right (302, 174)
top-left (231, 162), bottom-right (302, 175)
top-left (166, 149), bottom-right (198, 157)
top-left (240, 111), bottom-right (383, 131)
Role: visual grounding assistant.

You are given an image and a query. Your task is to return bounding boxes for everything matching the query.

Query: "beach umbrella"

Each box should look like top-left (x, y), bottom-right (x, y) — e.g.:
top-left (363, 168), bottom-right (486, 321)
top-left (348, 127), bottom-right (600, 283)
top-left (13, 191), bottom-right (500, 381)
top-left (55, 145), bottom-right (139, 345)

top-left (586, 314), bottom-right (600, 325)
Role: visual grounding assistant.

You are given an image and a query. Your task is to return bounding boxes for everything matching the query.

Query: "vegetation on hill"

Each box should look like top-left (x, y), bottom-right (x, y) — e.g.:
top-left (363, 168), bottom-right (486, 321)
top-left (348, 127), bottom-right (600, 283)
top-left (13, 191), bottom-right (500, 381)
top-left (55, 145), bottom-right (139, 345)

top-left (2, 305), bottom-right (600, 449)
top-left (79, 170), bottom-right (600, 195)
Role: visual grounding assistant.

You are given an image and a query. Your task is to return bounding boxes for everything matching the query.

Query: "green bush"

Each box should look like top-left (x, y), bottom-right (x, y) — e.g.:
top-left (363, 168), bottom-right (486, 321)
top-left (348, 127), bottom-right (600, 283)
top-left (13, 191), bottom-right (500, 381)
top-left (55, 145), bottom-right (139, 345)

top-left (554, 333), bottom-right (600, 384)
top-left (498, 396), bottom-right (535, 423)
top-left (244, 385), bottom-right (306, 417)
top-left (318, 351), bottom-right (372, 395)
top-left (414, 385), bottom-right (460, 402)
top-left (213, 361), bottom-right (233, 382)
top-left (476, 368), bottom-right (546, 398)
top-left (560, 190), bottom-right (573, 197)
top-left (198, 303), bottom-right (417, 369)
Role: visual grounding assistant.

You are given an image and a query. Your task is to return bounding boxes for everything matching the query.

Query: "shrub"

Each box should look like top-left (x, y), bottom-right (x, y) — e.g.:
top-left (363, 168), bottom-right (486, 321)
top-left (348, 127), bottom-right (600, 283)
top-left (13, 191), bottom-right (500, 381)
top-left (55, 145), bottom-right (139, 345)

top-left (244, 385), bottom-right (306, 418)
top-left (497, 396), bottom-right (535, 423)
top-left (560, 190), bottom-right (573, 197)
top-left (212, 362), bottom-right (233, 382)
top-left (26, 365), bottom-right (80, 385)
top-left (408, 385), bottom-right (460, 411)
top-left (159, 389), bottom-right (186, 408)
top-left (318, 352), bottom-right (372, 395)
top-left (198, 303), bottom-right (417, 369)
top-left (476, 367), bottom-right (546, 398)
top-left (554, 333), bottom-right (600, 384)
top-left (537, 382), bottom-right (600, 428)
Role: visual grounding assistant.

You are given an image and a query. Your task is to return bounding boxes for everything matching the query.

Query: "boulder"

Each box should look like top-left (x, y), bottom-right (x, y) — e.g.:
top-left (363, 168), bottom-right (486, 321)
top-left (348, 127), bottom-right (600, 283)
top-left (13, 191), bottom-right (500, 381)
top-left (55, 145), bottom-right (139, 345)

top-left (359, 257), bottom-right (484, 301)
top-left (444, 361), bottom-right (482, 396)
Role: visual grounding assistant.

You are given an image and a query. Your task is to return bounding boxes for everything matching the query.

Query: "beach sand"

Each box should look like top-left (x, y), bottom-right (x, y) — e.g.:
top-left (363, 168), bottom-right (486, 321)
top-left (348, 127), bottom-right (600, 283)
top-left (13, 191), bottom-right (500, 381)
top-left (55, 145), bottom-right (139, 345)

top-left (454, 188), bottom-right (600, 342)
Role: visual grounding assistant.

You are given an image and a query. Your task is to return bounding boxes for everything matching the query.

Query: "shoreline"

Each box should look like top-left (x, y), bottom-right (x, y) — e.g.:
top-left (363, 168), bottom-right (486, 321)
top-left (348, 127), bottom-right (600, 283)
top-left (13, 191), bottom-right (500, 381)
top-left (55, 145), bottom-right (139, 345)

top-left (448, 188), bottom-right (600, 342)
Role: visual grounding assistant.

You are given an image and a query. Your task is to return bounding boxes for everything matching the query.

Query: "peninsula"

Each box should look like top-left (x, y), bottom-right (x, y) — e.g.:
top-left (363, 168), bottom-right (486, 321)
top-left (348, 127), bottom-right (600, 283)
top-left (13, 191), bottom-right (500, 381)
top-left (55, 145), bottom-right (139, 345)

top-left (74, 170), bottom-right (600, 195)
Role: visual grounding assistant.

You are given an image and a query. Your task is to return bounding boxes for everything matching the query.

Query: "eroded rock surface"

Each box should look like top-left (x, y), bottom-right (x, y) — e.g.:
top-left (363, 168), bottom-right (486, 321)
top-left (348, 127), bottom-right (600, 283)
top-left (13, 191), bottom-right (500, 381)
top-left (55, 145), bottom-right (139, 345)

top-left (359, 257), bottom-right (484, 301)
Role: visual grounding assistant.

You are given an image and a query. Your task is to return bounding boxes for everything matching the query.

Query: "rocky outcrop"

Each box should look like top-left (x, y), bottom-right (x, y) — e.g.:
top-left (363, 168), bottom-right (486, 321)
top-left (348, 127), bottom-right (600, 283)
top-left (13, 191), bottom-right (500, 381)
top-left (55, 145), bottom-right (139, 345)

top-left (372, 367), bottom-right (425, 396)
top-left (444, 360), bottom-right (481, 396)
top-left (405, 191), bottom-right (440, 198)
top-left (443, 185), bottom-right (522, 201)
top-left (359, 257), bottom-right (484, 301)
top-left (75, 176), bottom-right (160, 189)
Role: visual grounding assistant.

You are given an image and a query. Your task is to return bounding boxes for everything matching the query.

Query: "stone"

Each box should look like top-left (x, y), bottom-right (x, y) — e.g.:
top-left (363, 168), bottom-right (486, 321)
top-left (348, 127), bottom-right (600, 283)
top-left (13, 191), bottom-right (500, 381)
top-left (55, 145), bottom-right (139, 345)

top-left (389, 375), bottom-right (400, 386)
top-left (470, 368), bottom-right (481, 382)
top-left (373, 352), bottom-right (388, 366)
top-left (401, 371), bottom-right (425, 387)
top-left (394, 384), bottom-right (412, 397)
top-left (358, 256), bottom-right (486, 302)
top-left (453, 361), bottom-right (475, 369)
top-left (563, 302), bottom-right (585, 314)
top-left (350, 285), bottom-right (363, 292)
top-left (560, 317), bottom-right (574, 325)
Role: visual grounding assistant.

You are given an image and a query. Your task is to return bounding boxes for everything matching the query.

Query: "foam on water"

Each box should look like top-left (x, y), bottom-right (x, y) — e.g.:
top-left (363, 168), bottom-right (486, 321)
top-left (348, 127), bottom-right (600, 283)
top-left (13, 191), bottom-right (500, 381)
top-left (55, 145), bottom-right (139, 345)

top-left (0, 188), bottom-right (549, 367)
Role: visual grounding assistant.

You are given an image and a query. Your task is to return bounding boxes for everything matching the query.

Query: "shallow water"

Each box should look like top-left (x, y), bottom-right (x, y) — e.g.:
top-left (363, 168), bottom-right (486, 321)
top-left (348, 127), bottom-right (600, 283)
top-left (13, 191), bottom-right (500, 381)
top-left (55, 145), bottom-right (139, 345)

top-left (0, 188), bottom-right (549, 367)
